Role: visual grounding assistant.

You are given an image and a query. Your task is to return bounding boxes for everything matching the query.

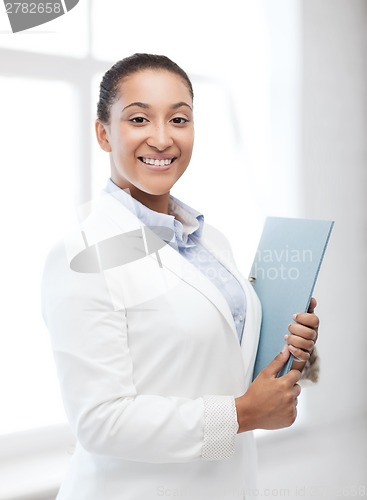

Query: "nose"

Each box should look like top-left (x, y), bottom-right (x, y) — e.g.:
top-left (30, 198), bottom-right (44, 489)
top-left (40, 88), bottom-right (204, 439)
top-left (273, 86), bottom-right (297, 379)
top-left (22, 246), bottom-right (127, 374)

top-left (146, 124), bottom-right (174, 151)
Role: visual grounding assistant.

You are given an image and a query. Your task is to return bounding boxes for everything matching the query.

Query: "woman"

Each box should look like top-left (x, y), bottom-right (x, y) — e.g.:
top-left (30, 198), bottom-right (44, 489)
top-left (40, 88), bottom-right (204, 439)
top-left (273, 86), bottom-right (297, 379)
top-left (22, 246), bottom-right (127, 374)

top-left (42, 53), bottom-right (319, 500)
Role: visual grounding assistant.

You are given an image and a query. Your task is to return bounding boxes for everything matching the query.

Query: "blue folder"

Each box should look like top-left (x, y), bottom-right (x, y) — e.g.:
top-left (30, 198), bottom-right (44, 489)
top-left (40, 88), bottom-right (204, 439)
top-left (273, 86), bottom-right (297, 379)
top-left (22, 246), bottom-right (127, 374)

top-left (250, 217), bottom-right (334, 380)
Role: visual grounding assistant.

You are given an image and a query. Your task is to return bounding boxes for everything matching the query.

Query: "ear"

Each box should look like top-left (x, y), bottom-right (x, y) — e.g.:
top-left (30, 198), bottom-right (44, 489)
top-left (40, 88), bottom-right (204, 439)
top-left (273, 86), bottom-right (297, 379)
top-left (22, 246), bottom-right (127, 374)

top-left (95, 119), bottom-right (112, 152)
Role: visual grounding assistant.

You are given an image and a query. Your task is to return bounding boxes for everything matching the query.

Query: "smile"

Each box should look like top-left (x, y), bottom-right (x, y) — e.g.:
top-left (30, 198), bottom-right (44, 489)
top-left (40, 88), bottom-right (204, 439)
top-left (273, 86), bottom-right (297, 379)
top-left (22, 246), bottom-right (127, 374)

top-left (139, 157), bottom-right (176, 167)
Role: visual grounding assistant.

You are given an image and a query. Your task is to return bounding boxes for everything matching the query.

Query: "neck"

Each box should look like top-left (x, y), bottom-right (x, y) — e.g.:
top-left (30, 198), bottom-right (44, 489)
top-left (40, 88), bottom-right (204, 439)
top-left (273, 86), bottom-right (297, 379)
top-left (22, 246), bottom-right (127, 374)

top-left (110, 177), bottom-right (170, 214)
top-left (130, 187), bottom-right (170, 214)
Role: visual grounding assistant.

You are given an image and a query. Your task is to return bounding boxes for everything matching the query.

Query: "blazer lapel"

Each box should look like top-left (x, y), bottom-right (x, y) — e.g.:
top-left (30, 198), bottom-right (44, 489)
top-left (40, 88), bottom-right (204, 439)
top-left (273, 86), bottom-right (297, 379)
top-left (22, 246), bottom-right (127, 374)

top-left (199, 223), bottom-right (262, 386)
top-left (164, 245), bottom-right (239, 340)
top-left (95, 194), bottom-right (238, 338)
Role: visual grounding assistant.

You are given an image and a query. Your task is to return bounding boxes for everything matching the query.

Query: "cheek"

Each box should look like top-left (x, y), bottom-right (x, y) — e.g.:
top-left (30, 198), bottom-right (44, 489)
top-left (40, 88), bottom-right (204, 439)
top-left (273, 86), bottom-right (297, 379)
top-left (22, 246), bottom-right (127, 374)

top-left (181, 131), bottom-right (194, 155)
top-left (112, 126), bottom-right (143, 154)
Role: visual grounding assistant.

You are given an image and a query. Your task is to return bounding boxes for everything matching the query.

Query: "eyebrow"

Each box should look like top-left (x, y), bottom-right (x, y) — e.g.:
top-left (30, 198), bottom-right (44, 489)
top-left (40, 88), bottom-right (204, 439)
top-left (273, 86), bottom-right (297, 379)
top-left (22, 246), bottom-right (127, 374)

top-left (121, 101), bottom-right (192, 112)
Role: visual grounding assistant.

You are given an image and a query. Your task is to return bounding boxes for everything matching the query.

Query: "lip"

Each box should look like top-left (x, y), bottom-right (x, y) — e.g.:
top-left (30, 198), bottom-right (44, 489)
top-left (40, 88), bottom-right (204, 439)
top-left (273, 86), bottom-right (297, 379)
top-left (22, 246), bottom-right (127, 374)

top-left (142, 162), bottom-right (173, 172)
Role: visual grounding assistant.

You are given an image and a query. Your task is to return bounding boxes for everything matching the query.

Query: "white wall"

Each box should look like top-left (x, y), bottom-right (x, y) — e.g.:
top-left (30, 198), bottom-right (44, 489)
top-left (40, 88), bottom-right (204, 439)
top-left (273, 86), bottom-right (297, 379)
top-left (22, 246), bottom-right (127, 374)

top-left (300, 0), bottom-right (367, 425)
top-left (256, 2), bottom-right (367, 498)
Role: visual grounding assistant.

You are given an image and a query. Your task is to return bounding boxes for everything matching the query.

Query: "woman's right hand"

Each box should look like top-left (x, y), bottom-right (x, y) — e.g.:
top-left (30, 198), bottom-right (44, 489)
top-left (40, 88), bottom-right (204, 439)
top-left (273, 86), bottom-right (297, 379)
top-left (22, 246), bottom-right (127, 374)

top-left (235, 347), bottom-right (301, 433)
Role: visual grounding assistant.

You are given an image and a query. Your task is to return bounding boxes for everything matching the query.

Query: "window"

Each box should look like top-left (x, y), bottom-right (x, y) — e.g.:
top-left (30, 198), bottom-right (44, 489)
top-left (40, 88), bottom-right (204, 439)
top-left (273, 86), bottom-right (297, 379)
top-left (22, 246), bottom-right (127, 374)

top-left (0, 77), bottom-right (76, 433)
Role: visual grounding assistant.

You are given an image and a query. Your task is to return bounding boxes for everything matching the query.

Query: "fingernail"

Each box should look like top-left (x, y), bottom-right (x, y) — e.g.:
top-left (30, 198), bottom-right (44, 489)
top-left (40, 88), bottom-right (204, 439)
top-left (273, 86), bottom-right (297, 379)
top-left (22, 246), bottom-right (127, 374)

top-left (282, 344), bottom-right (289, 353)
top-left (284, 334), bottom-right (289, 341)
top-left (292, 313), bottom-right (298, 321)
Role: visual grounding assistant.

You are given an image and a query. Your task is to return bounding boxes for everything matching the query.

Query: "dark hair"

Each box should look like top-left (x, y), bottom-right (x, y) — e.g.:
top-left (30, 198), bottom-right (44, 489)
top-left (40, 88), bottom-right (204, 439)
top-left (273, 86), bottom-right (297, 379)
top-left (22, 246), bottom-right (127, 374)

top-left (97, 53), bottom-right (194, 124)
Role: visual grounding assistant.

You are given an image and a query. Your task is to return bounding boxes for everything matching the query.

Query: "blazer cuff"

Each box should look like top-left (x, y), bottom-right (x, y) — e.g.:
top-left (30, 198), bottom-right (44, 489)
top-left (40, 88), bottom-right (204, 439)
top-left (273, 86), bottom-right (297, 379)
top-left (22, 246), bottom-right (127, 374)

top-left (201, 395), bottom-right (239, 461)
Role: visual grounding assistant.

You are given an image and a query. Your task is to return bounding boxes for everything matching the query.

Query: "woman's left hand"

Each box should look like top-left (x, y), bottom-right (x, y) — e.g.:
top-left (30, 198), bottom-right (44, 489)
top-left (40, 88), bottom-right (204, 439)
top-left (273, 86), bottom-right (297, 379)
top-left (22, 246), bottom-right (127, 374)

top-left (285, 297), bottom-right (319, 365)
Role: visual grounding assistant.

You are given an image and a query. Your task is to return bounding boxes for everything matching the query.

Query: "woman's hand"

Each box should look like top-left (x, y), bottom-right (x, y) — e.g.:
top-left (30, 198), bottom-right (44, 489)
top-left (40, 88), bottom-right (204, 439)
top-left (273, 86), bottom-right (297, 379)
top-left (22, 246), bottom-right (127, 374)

top-left (235, 297), bottom-right (320, 433)
top-left (285, 297), bottom-right (319, 370)
top-left (235, 348), bottom-right (301, 432)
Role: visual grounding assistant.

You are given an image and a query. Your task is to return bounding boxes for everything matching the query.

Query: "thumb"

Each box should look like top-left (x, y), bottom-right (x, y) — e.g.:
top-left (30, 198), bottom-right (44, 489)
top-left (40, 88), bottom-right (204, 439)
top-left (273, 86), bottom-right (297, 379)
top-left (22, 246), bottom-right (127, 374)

top-left (262, 345), bottom-right (290, 378)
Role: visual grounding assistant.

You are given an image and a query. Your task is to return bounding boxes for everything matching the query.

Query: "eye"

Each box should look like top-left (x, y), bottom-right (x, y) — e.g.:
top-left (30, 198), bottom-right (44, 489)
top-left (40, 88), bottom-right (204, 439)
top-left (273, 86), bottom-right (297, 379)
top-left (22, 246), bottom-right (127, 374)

top-left (171, 117), bottom-right (190, 125)
top-left (129, 117), bottom-right (148, 124)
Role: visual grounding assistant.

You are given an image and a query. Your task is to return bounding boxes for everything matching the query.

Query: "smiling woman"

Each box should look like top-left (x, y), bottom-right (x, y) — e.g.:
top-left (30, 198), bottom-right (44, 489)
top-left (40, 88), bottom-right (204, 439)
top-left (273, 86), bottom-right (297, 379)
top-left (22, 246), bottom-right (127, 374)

top-left (41, 53), bottom-right (320, 500)
top-left (95, 55), bottom-right (195, 212)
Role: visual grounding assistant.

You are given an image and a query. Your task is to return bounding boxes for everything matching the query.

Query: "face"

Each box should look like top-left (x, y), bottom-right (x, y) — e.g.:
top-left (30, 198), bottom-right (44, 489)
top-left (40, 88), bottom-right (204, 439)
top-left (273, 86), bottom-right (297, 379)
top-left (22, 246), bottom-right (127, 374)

top-left (96, 69), bottom-right (194, 197)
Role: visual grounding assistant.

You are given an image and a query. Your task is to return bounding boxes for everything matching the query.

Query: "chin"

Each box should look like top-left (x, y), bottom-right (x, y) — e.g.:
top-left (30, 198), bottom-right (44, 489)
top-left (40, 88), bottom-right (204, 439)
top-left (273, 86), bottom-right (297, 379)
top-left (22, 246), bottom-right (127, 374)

top-left (139, 179), bottom-right (178, 196)
top-left (143, 186), bottom-right (173, 196)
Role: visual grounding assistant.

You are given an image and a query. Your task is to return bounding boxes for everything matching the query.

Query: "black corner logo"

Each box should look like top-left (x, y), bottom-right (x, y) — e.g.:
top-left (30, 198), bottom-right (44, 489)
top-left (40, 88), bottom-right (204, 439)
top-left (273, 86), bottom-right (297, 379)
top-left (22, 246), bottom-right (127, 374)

top-left (4, 0), bottom-right (80, 33)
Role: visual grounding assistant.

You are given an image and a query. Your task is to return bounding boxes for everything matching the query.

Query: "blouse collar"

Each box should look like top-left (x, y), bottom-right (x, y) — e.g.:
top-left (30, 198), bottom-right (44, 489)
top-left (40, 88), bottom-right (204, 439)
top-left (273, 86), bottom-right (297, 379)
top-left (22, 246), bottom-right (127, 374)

top-left (104, 179), bottom-right (204, 250)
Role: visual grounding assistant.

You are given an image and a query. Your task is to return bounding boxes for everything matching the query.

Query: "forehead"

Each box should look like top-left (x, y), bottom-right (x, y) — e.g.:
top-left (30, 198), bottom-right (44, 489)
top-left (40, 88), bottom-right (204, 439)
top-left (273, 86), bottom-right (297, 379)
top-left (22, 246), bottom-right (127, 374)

top-left (116, 69), bottom-right (192, 107)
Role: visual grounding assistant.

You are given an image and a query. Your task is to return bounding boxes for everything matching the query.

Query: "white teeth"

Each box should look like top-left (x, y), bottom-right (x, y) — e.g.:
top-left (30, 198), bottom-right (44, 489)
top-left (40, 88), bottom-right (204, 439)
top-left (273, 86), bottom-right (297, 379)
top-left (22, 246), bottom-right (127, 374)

top-left (141, 157), bottom-right (173, 166)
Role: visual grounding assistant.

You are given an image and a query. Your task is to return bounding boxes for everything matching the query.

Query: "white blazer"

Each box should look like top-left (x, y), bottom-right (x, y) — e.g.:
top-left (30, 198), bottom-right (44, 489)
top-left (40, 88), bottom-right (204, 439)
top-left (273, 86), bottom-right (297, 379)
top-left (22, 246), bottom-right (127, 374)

top-left (42, 191), bottom-right (262, 500)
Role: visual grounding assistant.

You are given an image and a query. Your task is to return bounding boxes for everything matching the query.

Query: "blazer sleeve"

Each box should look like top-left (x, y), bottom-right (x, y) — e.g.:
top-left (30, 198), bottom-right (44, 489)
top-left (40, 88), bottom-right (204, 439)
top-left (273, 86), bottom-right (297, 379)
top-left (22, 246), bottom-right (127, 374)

top-left (41, 242), bottom-right (239, 464)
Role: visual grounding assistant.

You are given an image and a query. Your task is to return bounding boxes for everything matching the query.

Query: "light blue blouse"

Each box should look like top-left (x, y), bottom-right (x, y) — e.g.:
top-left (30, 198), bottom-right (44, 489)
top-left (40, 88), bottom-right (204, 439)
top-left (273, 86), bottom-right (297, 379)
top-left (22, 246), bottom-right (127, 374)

top-left (105, 179), bottom-right (247, 344)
